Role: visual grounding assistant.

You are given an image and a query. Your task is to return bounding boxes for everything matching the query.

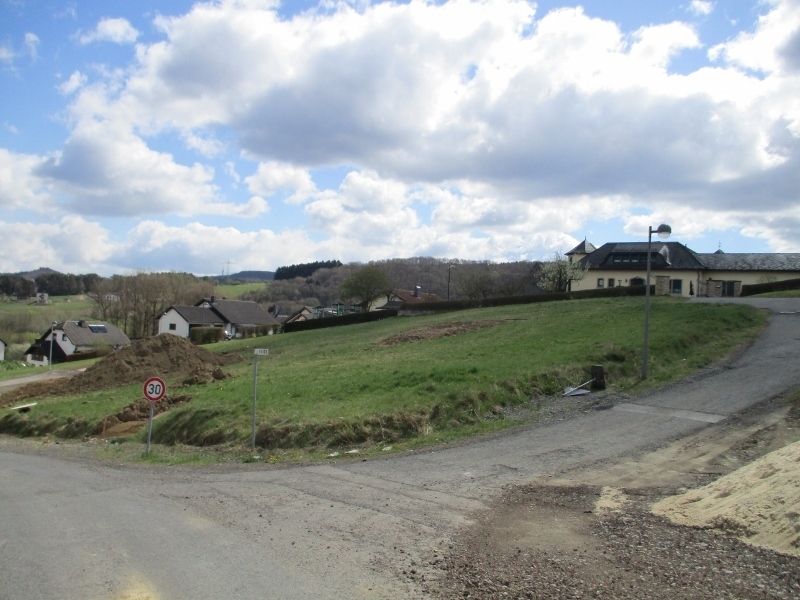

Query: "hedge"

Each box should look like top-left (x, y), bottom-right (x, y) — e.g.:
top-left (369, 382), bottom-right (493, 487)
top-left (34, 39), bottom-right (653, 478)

top-left (190, 326), bottom-right (227, 345)
top-left (741, 277), bottom-right (800, 297)
top-left (282, 309), bottom-right (399, 333)
top-left (399, 284), bottom-right (651, 313)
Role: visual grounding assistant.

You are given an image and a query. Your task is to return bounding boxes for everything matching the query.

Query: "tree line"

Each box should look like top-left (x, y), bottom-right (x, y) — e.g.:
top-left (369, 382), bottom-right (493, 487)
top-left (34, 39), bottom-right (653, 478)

top-left (274, 260), bottom-right (343, 281)
top-left (89, 272), bottom-right (214, 339)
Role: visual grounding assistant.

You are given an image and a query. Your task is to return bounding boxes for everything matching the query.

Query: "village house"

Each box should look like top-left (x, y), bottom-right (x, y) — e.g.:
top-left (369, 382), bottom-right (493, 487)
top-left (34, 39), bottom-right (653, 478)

top-left (158, 296), bottom-right (279, 339)
top-left (376, 287), bottom-right (444, 310)
top-left (567, 240), bottom-right (800, 297)
top-left (24, 321), bottom-right (131, 365)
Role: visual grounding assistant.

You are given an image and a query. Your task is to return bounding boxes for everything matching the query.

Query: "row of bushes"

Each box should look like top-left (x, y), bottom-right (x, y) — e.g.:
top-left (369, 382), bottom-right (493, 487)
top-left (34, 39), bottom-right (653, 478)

top-left (282, 309), bottom-right (399, 333)
top-left (741, 277), bottom-right (800, 297)
top-left (399, 284), bottom-right (651, 313)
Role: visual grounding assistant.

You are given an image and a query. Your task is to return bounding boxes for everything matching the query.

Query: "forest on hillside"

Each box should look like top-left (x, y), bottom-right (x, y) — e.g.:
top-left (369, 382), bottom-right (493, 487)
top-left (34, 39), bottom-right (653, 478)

top-left (240, 257), bottom-right (544, 315)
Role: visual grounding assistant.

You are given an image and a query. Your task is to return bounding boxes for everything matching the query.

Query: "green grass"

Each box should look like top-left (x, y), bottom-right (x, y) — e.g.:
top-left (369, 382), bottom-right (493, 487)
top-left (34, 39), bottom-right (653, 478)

top-left (0, 297), bottom-right (767, 455)
top-left (214, 283), bottom-right (266, 299)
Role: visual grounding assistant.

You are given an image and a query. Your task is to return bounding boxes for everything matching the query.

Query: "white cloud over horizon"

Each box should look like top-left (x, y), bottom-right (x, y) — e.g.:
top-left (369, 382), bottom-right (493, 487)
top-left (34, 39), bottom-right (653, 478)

top-left (2, 0), bottom-right (800, 274)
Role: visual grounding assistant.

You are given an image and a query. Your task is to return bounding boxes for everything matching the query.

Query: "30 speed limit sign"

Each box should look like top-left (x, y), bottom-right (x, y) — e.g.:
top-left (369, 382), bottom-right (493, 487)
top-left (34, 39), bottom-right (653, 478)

top-left (143, 376), bottom-right (166, 402)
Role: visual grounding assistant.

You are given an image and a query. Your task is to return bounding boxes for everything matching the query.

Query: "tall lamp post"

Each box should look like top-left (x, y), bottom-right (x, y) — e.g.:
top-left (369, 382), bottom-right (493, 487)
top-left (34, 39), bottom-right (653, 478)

top-left (48, 321), bottom-right (57, 370)
top-left (642, 224), bottom-right (671, 379)
top-left (447, 263), bottom-right (455, 301)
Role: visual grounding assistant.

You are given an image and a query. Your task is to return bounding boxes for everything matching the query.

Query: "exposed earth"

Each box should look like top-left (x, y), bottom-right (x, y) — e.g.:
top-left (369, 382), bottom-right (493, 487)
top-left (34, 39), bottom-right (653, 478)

top-left (430, 394), bottom-right (800, 599)
top-left (0, 334), bottom-right (238, 407)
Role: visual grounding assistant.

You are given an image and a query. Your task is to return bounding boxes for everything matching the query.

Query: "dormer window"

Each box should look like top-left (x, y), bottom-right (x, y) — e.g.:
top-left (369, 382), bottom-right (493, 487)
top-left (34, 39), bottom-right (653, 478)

top-left (88, 324), bottom-right (108, 333)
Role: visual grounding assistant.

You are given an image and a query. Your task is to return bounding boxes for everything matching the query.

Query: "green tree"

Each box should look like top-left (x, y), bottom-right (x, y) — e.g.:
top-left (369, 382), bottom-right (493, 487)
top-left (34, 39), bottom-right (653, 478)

top-left (339, 265), bottom-right (391, 312)
top-left (534, 253), bottom-right (588, 293)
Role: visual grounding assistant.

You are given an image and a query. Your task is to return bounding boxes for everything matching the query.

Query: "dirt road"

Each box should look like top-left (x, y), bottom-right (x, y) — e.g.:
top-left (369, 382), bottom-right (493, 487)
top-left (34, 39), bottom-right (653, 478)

top-left (1, 298), bottom-right (798, 599)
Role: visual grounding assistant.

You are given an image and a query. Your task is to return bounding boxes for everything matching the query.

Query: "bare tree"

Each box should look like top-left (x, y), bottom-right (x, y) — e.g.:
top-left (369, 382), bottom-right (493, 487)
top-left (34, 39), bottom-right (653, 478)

top-left (534, 253), bottom-right (588, 293)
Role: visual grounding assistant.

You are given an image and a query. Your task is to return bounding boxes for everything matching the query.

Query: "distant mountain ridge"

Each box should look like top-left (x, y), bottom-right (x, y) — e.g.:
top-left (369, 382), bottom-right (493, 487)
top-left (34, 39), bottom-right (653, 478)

top-left (3, 267), bottom-right (62, 281)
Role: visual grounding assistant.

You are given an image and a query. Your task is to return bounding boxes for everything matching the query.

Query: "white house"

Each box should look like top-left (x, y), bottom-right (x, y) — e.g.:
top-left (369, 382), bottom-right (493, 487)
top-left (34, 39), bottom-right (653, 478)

top-left (568, 241), bottom-right (800, 297)
top-left (158, 297), bottom-right (278, 339)
top-left (24, 321), bottom-right (131, 365)
top-left (0, 337), bottom-right (6, 361)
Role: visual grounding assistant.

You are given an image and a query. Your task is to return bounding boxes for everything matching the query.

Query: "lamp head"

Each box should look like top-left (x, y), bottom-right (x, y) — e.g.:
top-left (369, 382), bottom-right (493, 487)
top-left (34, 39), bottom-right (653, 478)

top-left (656, 224), bottom-right (671, 240)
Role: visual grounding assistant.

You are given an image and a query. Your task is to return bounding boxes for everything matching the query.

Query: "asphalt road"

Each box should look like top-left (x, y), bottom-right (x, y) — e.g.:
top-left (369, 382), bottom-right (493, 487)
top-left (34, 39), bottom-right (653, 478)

top-left (1, 298), bottom-right (798, 600)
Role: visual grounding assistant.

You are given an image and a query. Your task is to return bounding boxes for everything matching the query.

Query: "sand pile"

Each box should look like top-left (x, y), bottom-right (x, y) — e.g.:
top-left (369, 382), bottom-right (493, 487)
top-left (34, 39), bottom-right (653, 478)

top-left (0, 335), bottom-right (240, 406)
top-left (653, 440), bottom-right (800, 557)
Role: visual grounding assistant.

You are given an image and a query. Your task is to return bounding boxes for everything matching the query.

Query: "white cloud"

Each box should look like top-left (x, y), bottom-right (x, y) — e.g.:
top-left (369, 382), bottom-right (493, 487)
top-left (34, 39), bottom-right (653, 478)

top-left (709, 0), bottom-right (800, 74)
top-left (113, 220), bottom-right (319, 274)
top-left (0, 149), bottom-right (54, 211)
top-left (58, 70), bottom-right (87, 95)
top-left (78, 17), bottom-right (140, 45)
top-left (246, 161), bottom-right (317, 203)
top-left (24, 33), bottom-right (39, 59)
top-left (689, 1), bottom-right (714, 17)
top-left (33, 119), bottom-right (265, 218)
top-left (0, 46), bottom-right (13, 64)
top-left (11, 0), bottom-right (800, 264)
top-left (0, 216), bottom-right (114, 273)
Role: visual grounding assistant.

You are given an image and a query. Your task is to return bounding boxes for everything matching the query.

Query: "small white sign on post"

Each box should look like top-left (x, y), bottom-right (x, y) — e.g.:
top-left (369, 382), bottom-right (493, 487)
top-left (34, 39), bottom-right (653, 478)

top-left (252, 349), bottom-right (269, 450)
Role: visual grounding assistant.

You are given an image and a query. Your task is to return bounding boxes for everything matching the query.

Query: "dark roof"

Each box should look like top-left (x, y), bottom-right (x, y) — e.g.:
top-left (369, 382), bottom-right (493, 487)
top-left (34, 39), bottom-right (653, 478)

top-left (170, 306), bottom-right (224, 325)
top-left (209, 299), bottom-right (278, 326)
top-left (391, 289), bottom-right (444, 303)
top-left (578, 242), bottom-right (705, 270)
top-left (61, 321), bottom-right (130, 347)
top-left (566, 240), bottom-right (596, 255)
top-left (696, 253), bottom-right (800, 271)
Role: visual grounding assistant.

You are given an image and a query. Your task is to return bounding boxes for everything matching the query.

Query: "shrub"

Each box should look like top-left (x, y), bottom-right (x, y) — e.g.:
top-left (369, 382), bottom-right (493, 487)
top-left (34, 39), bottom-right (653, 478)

top-left (189, 327), bottom-right (227, 345)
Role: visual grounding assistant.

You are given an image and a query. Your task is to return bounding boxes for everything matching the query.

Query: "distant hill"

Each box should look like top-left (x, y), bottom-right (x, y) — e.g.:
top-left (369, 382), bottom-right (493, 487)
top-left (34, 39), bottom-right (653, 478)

top-left (218, 270), bottom-right (275, 282)
top-left (9, 267), bottom-right (62, 281)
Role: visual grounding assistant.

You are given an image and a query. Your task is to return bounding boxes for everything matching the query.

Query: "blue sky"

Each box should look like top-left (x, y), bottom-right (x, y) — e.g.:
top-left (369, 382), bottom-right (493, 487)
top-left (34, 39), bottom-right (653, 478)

top-left (2, 0), bottom-right (800, 276)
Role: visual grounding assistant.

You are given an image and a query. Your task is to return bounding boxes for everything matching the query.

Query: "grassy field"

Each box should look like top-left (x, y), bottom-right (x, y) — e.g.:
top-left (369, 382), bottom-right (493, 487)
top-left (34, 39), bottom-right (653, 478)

top-left (214, 282), bottom-right (266, 299)
top-left (0, 296), bottom-right (767, 459)
top-left (0, 295), bottom-right (96, 352)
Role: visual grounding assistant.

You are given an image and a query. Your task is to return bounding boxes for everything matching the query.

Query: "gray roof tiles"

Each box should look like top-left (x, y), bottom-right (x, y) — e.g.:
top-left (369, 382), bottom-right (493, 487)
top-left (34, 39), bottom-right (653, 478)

top-left (61, 321), bottom-right (131, 348)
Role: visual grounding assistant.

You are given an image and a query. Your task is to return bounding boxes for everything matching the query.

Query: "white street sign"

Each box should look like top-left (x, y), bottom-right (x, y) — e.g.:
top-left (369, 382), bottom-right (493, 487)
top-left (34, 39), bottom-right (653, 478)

top-left (254, 348), bottom-right (269, 356)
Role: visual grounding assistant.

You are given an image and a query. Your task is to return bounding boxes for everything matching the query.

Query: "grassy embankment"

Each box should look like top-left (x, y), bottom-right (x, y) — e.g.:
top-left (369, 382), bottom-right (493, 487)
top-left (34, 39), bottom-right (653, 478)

top-left (0, 297), bottom-right (766, 458)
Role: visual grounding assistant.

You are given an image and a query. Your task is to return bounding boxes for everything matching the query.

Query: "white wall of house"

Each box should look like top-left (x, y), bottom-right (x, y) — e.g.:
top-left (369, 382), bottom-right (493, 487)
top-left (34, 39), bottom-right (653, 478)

top-left (55, 330), bottom-right (77, 355)
top-left (0, 340), bottom-right (5, 361)
top-left (158, 309), bottom-right (191, 337)
top-left (573, 268), bottom-right (800, 297)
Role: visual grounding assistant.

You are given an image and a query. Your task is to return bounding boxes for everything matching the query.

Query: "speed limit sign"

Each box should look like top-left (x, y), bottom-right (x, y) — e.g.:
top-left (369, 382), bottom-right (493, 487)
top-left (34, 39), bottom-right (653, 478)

top-left (143, 376), bottom-right (166, 402)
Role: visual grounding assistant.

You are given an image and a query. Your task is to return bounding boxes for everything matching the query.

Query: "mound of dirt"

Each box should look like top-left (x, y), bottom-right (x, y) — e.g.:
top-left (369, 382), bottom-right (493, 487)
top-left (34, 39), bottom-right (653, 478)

top-left (0, 335), bottom-right (240, 406)
top-left (377, 320), bottom-right (510, 346)
top-left (93, 393), bottom-right (192, 438)
top-left (653, 440), bottom-right (800, 557)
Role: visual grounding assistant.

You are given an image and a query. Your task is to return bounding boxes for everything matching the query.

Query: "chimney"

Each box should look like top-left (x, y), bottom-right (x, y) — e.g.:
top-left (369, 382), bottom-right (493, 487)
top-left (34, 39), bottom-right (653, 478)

top-left (210, 296), bottom-right (216, 303)
top-left (414, 286), bottom-right (421, 298)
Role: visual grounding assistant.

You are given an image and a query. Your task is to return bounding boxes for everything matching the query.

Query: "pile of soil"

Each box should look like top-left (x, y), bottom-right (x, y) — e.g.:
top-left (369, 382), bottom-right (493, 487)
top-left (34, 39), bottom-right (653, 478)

top-left (653, 440), bottom-right (800, 557)
top-left (0, 335), bottom-right (240, 406)
top-left (93, 394), bottom-right (192, 438)
top-left (377, 320), bottom-right (510, 346)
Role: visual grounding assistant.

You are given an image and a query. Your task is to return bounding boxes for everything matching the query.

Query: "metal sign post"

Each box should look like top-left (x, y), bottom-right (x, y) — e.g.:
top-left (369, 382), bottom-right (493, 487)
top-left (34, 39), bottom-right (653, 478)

top-left (143, 376), bottom-right (166, 455)
top-left (252, 349), bottom-right (269, 450)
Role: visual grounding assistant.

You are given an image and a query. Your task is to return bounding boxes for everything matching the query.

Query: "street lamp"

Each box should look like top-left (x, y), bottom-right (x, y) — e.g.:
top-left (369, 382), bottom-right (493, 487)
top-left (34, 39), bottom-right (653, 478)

top-left (447, 263), bottom-right (455, 301)
top-left (642, 224), bottom-right (671, 379)
top-left (48, 321), bottom-right (57, 370)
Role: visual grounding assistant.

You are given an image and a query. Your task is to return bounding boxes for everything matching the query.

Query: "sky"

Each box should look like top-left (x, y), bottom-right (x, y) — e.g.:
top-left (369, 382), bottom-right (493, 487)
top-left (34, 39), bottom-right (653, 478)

top-left (2, 0), bottom-right (800, 276)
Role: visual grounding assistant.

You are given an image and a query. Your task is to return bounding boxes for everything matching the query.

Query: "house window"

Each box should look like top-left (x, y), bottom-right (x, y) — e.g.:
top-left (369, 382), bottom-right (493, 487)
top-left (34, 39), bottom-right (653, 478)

top-left (61, 333), bottom-right (67, 341)
top-left (597, 278), bottom-right (605, 288)
top-left (88, 324), bottom-right (107, 333)
top-left (670, 279), bottom-right (682, 294)
top-left (169, 323), bottom-right (177, 331)
top-left (608, 278), bottom-right (615, 287)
